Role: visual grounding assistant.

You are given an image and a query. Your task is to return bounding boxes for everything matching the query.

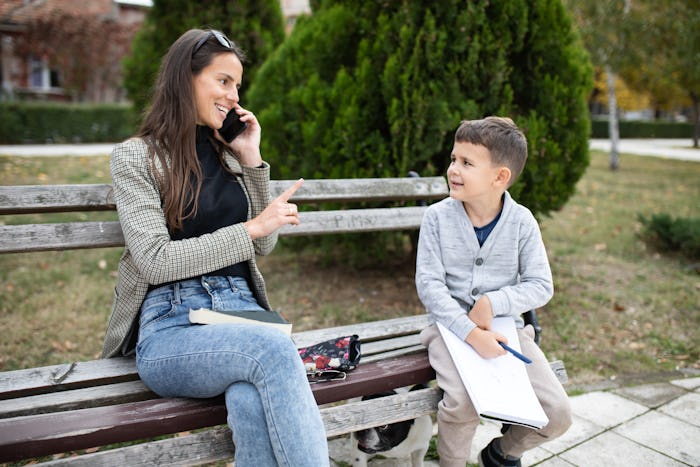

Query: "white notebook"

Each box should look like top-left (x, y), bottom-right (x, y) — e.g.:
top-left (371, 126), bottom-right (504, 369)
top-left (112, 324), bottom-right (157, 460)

top-left (437, 317), bottom-right (549, 429)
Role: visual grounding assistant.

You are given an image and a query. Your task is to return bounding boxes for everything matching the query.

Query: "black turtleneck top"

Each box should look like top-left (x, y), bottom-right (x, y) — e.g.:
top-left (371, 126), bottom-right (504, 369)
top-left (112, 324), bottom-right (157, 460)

top-left (170, 125), bottom-right (251, 282)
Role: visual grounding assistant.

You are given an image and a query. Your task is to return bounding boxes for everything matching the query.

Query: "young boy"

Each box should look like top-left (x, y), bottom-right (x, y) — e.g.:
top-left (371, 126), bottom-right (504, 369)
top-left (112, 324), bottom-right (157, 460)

top-left (415, 117), bottom-right (571, 467)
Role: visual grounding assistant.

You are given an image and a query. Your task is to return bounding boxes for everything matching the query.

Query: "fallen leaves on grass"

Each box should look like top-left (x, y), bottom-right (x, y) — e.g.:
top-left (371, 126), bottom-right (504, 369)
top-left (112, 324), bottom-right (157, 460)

top-left (51, 340), bottom-right (75, 352)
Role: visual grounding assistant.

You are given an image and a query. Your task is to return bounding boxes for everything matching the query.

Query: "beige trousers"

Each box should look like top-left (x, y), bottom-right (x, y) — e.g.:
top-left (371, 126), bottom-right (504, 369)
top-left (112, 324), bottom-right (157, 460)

top-left (420, 324), bottom-right (572, 467)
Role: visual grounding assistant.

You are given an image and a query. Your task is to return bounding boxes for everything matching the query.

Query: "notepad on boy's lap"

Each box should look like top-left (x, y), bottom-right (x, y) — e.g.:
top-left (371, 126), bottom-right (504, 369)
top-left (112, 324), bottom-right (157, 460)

top-left (189, 308), bottom-right (292, 335)
top-left (437, 317), bottom-right (548, 429)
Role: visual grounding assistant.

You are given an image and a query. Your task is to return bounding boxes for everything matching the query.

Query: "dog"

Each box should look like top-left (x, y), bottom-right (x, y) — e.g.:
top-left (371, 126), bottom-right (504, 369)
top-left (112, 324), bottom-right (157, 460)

top-left (350, 384), bottom-right (433, 467)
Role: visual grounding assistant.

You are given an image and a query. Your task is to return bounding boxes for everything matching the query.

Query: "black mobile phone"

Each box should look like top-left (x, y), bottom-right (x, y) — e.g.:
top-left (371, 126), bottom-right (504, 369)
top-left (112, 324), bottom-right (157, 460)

top-left (219, 109), bottom-right (248, 142)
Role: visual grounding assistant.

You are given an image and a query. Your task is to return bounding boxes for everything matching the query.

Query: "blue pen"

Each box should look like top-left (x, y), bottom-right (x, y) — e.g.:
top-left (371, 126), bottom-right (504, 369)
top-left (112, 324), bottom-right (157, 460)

top-left (499, 342), bottom-right (532, 364)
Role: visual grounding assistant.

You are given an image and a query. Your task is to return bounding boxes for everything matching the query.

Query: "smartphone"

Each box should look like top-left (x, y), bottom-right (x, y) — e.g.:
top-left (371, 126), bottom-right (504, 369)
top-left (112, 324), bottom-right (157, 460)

top-left (219, 109), bottom-right (248, 142)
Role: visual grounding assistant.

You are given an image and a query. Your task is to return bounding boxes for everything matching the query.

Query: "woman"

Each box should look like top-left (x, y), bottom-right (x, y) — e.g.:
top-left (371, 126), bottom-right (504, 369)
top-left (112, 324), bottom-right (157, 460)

top-left (101, 28), bottom-right (329, 466)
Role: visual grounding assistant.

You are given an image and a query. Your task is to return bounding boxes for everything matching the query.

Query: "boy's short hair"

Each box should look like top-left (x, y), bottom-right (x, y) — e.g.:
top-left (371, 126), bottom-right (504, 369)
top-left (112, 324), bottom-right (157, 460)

top-left (455, 117), bottom-right (528, 186)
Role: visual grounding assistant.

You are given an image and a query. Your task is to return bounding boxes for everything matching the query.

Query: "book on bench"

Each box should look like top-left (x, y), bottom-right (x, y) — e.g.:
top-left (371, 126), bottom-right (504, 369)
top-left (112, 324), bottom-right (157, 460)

top-left (189, 308), bottom-right (292, 335)
top-left (437, 317), bottom-right (549, 429)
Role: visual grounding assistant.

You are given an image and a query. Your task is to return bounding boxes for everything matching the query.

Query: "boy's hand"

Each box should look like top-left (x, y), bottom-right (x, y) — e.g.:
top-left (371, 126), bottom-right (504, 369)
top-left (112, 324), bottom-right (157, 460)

top-left (465, 327), bottom-right (508, 359)
top-left (469, 296), bottom-right (493, 330)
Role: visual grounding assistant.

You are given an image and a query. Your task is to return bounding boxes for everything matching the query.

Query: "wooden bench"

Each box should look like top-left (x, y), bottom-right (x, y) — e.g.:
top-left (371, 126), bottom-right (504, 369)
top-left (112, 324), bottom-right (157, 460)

top-left (0, 177), bottom-right (567, 465)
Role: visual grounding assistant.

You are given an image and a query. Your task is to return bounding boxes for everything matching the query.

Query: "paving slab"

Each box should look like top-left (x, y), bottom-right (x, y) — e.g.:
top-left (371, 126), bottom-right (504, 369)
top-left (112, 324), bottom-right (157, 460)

top-left (521, 446), bottom-right (556, 466)
top-left (670, 376), bottom-right (700, 391)
top-left (614, 382), bottom-right (688, 408)
top-left (537, 414), bottom-right (604, 455)
top-left (660, 392), bottom-right (700, 428)
top-left (535, 456), bottom-right (577, 467)
top-left (569, 391), bottom-right (648, 428)
top-left (614, 411), bottom-right (700, 466)
top-left (558, 431), bottom-right (687, 466)
top-left (466, 419), bottom-right (502, 464)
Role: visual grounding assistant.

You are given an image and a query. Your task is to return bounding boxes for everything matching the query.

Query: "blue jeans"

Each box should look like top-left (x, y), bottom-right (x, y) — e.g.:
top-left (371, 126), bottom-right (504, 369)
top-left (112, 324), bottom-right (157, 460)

top-left (135, 276), bottom-right (329, 466)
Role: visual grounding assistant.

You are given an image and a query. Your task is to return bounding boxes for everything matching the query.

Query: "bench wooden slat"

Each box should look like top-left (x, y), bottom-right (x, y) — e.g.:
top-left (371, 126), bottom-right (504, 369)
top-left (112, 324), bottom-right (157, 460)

top-left (272, 177), bottom-right (448, 203)
top-left (0, 380), bottom-right (154, 419)
top-left (0, 221), bottom-right (125, 253)
top-left (360, 334), bottom-right (421, 357)
top-left (0, 347), bottom-right (432, 419)
top-left (1, 351), bottom-right (564, 424)
top-left (0, 353), bottom-right (435, 462)
top-left (0, 397), bottom-right (228, 463)
top-left (362, 344), bottom-right (427, 363)
top-left (0, 346), bottom-right (429, 420)
top-left (0, 358), bottom-right (138, 400)
top-left (0, 207), bottom-right (428, 253)
top-left (321, 386), bottom-right (441, 437)
top-left (281, 206), bottom-right (427, 236)
top-left (0, 316), bottom-right (428, 400)
top-left (309, 352), bottom-right (434, 405)
top-left (32, 388), bottom-right (443, 467)
top-left (0, 184), bottom-right (115, 214)
top-left (34, 425), bottom-right (236, 467)
top-left (291, 315), bottom-right (427, 348)
top-left (0, 347), bottom-right (430, 421)
top-left (0, 178), bottom-right (447, 215)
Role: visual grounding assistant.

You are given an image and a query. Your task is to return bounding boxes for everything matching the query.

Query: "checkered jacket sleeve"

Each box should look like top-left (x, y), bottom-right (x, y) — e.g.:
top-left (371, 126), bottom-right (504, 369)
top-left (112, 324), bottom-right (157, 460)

top-left (110, 138), bottom-right (275, 286)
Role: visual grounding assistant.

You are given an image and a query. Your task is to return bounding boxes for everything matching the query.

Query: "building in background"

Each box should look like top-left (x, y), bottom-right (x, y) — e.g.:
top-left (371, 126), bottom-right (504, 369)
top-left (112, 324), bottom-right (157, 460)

top-left (0, 0), bottom-right (149, 102)
top-left (0, 0), bottom-right (310, 103)
top-left (280, 0), bottom-right (310, 33)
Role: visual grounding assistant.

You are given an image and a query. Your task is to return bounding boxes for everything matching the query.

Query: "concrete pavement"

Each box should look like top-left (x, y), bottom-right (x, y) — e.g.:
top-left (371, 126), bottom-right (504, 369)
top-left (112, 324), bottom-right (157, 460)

top-left (328, 375), bottom-right (700, 466)
top-left (0, 142), bottom-right (115, 157)
top-left (1, 139), bottom-right (699, 162)
top-left (589, 138), bottom-right (700, 162)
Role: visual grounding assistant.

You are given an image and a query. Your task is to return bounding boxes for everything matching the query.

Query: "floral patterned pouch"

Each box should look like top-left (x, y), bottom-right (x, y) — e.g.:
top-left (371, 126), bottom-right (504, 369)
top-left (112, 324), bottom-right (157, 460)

top-left (298, 335), bottom-right (361, 382)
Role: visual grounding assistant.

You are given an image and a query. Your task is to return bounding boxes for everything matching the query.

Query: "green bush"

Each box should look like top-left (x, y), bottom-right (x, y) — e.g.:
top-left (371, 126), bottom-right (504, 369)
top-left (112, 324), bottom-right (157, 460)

top-left (122, 0), bottom-right (285, 122)
top-left (591, 119), bottom-right (694, 139)
top-left (248, 0), bottom-right (593, 218)
top-left (0, 102), bottom-right (135, 144)
top-left (638, 213), bottom-right (700, 260)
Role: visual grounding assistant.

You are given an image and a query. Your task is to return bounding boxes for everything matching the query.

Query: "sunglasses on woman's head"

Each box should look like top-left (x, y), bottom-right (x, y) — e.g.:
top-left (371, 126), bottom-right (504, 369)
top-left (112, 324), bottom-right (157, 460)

top-left (192, 30), bottom-right (232, 56)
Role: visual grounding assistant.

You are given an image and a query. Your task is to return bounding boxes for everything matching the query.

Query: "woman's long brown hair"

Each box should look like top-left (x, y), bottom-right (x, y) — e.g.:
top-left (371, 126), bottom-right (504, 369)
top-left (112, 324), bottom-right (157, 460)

top-left (137, 29), bottom-right (245, 233)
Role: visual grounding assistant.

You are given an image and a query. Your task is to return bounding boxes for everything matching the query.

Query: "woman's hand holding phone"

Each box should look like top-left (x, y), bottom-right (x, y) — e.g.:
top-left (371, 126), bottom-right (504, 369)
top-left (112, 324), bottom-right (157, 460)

top-left (216, 106), bottom-right (262, 167)
top-left (219, 109), bottom-right (247, 143)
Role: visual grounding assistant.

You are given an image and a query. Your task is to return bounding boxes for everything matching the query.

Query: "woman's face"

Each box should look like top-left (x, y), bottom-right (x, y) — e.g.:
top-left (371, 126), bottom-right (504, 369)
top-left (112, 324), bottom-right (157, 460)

top-left (193, 53), bottom-right (243, 129)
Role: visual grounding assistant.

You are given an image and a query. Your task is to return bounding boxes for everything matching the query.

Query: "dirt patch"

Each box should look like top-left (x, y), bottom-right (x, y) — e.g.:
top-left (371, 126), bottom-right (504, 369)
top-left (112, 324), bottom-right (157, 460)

top-left (259, 252), bottom-right (424, 331)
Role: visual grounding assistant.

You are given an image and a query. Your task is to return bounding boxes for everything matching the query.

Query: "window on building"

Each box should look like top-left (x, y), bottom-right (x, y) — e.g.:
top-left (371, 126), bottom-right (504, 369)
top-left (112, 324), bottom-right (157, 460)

top-left (50, 69), bottom-right (60, 88)
top-left (28, 55), bottom-right (59, 90)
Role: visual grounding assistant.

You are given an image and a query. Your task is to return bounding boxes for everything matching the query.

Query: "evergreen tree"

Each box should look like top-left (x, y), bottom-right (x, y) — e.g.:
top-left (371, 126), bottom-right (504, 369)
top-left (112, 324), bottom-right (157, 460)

top-left (123, 0), bottom-right (285, 122)
top-left (248, 0), bottom-right (593, 216)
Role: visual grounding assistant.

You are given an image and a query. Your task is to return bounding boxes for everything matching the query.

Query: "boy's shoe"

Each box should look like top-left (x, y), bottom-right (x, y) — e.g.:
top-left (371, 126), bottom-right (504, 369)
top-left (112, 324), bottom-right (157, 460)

top-left (479, 438), bottom-right (522, 467)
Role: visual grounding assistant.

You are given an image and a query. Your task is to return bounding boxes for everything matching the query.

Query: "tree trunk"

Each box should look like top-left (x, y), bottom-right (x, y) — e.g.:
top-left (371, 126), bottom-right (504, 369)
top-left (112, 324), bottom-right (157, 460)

top-left (691, 92), bottom-right (699, 149)
top-left (606, 66), bottom-right (620, 170)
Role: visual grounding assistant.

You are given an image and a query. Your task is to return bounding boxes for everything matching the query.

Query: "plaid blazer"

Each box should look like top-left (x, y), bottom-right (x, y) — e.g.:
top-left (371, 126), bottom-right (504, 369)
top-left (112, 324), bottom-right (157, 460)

top-left (102, 137), bottom-right (276, 358)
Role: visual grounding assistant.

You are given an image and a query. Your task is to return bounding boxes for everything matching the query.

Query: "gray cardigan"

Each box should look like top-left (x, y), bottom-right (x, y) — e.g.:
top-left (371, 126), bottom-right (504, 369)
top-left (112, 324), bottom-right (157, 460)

top-left (415, 192), bottom-right (553, 342)
top-left (102, 137), bottom-right (276, 358)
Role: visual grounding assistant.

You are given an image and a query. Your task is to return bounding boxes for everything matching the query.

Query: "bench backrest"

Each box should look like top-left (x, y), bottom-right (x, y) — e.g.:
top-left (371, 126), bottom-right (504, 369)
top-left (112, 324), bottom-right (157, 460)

top-left (0, 177), bottom-right (448, 253)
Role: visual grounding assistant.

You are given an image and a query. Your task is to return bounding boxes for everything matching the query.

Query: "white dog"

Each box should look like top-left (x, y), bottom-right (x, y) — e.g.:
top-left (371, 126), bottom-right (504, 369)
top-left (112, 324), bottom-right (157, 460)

top-left (350, 385), bottom-right (433, 467)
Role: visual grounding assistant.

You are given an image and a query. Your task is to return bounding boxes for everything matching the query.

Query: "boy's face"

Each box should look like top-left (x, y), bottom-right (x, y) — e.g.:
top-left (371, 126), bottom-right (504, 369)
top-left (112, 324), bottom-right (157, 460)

top-left (447, 141), bottom-right (501, 203)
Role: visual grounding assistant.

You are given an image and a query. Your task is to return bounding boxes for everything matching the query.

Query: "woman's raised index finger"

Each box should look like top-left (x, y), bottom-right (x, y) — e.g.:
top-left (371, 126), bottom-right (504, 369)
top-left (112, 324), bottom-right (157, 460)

top-left (278, 178), bottom-right (304, 201)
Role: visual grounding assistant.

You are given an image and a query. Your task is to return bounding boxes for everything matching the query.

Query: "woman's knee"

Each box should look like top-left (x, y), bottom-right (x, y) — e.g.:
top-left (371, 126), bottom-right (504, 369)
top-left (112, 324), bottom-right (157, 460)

top-left (251, 327), bottom-right (299, 360)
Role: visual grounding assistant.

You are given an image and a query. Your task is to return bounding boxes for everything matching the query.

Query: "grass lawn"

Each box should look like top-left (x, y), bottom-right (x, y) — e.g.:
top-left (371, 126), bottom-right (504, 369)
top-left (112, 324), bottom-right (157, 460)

top-left (0, 150), bottom-right (698, 388)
